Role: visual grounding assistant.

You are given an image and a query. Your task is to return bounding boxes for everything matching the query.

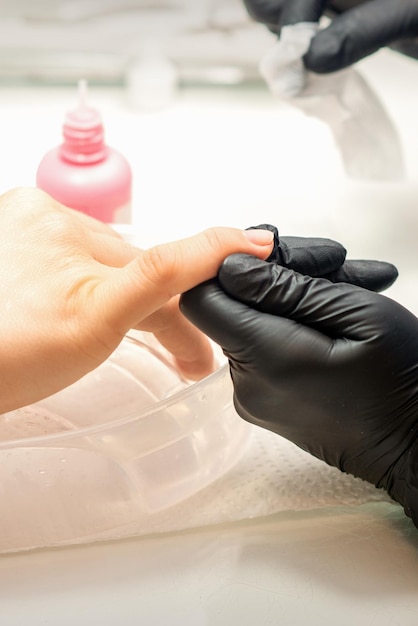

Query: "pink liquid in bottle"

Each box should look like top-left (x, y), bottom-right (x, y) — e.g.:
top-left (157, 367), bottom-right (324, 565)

top-left (36, 80), bottom-right (132, 224)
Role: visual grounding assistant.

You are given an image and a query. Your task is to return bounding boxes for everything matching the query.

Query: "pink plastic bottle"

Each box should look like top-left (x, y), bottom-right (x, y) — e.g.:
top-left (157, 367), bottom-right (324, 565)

top-left (36, 80), bottom-right (132, 224)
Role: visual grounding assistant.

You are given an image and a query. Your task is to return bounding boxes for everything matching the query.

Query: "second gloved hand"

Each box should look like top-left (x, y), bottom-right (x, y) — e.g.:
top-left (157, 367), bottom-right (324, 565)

top-left (243, 0), bottom-right (418, 71)
top-left (180, 254), bottom-right (418, 528)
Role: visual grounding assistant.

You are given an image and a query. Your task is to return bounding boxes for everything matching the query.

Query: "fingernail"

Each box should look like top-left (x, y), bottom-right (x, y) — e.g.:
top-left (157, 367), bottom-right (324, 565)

top-left (244, 229), bottom-right (274, 246)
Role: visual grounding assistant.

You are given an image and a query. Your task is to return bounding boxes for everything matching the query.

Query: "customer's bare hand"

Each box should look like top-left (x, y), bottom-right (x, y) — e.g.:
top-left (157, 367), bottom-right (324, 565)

top-left (0, 187), bottom-right (273, 413)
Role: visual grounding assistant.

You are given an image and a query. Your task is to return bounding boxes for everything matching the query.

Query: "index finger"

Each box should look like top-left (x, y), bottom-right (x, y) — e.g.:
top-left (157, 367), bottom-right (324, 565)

top-left (280, 0), bottom-right (328, 26)
top-left (101, 227), bottom-right (274, 332)
top-left (305, 0), bottom-right (418, 72)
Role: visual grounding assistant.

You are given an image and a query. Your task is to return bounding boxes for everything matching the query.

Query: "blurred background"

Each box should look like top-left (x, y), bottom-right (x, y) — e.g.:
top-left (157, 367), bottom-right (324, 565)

top-left (0, 0), bottom-right (270, 85)
top-left (0, 0), bottom-right (417, 313)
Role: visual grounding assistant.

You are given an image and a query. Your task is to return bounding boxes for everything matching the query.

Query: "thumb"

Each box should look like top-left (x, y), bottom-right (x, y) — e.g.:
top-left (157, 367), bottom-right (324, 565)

top-left (179, 274), bottom-right (331, 363)
top-left (180, 254), bottom-right (382, 364)
top-left (305, 0), bottom-right (418, 72)
top-left (101, 227), bottom-right (273, 331)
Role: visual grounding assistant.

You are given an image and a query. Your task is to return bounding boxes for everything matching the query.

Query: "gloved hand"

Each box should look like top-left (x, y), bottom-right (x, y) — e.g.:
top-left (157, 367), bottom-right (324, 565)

top-left (243, 0), bottom-right (418, 72)
top-left (254, 223), bottom-right (398, 291)
top-left (180, 253), bottom-right (418, 528)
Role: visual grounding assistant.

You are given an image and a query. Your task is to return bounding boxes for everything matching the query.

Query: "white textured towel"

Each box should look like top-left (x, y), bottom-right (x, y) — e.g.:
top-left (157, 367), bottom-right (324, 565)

top-left (91, 424), bottom-right (393, 543)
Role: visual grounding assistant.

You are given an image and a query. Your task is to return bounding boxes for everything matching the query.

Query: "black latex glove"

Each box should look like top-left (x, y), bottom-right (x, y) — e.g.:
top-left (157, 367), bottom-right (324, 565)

top-left (243, 0), bottom-right (418, 72)
top-left (180, 254), bottom-right (418, 528)
top-left (250, 224), bottom-right (398, 291)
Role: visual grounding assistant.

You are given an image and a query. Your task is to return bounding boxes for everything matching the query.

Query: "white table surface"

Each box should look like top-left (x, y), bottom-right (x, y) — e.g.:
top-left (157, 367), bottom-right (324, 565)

top-left (1, 46), bottom-right (418, 625)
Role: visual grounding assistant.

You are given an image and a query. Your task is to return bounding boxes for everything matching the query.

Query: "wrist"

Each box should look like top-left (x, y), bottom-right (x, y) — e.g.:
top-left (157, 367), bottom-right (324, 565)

top-left (385, 436), bottom-right (418, 529)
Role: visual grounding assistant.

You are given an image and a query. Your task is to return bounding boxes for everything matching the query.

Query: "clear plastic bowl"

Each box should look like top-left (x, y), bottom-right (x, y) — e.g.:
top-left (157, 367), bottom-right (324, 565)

top-left (0, 331), bottom-right (250, 553)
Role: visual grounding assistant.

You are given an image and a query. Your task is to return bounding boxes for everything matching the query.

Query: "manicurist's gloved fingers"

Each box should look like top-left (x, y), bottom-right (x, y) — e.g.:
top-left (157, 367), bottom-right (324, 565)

top-left (180, 275), bottom-right (332, 361)
top-left (280, 0), bottom-right (327, 25)
top-left (305, 0), bottom-right (418, 72)
top-left (242, 0), bottom-right (284, 31)
top-left (250, 224), bottom-right (398, 292)
top-left (250, 224), bottom-right (347, 276)
top-left (216, 253), bottom-right (394, 340)
top-left (245, 0), bottom-right (418, 72)
top-left (324, 259), bottom-right (398, 291)
top-left (242, 0), bottom-right (326, 29)
top-left (180, 251), bottom-right (378, 359)
top-left (273, 235), bottom-right (346, 274)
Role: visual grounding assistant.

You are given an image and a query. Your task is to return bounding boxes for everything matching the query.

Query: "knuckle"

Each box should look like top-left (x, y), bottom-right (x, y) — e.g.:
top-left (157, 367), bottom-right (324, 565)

top-left (139, 244), bottom-right (179, 289)
top-left (201, 227), bottom-right (226, 254)
top-left (3, 186), bottom-right (50, 207)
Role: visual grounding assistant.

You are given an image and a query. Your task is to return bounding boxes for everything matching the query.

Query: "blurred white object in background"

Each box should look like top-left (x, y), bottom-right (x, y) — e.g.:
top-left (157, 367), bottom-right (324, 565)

top-left (125, 43), bottom-right (179, 111)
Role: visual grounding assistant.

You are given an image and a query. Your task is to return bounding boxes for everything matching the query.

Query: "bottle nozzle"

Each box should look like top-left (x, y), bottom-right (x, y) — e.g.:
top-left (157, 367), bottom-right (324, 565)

top-left (77, 78), bottom-right (88, 110)
top-left (61, 79), bottom-right (106, 163)
top-left (64, 78), bottom-right (102, 130)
